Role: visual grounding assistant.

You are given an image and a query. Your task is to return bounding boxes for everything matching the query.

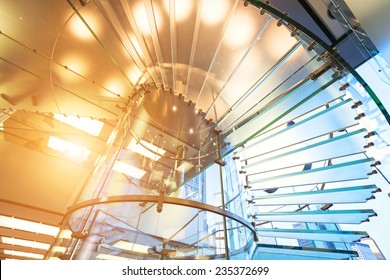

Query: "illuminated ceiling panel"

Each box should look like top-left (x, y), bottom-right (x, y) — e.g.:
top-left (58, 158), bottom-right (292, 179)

top-left (113, 240), bottom-right (149, 254)
top-left (3, 250), bottom-right (44, 260)
top-left (48, 136), bottom-right (90, 160)
top-left (53, 114), bottom-right (104, 136)
top-left (127, 138), bottom-right (166, 161)
top-left (112, 161), bottom-right (146, 179)
top-left (0, 215), bottom-right (59, 237)
top-left (95, 253), bottom-right (132, 260)
top-left (1, 237), bottom-right (51, 250)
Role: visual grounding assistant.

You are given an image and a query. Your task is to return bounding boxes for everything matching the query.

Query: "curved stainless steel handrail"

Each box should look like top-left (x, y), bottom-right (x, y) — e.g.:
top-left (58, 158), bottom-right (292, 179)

top-left (65, 194), bottom-right (258, 240)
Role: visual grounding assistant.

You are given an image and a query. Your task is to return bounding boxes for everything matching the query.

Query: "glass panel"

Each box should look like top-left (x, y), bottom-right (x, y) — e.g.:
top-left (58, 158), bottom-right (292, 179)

top-left (254, 209), bottom-right (377, 224)
top-left (66, 0), bottom-right (141, 87)
top-left (253, 185), bottom-right (379, 205)
top-left (226, 77), bottom-right (312, 147)
top-left (234, 98), bottom-right (358, 159)
top-left (217, 42), bottom-right (316, 132)
top-left (70, 203), bottom-right (234, 260)
top-left (243, 128), bottom-right (367, 174)
top-left (147, 0), bottom-right (173, 88)
top-left (248, 158), bottom-right (374, 190)
top-left (0, 36), bottom-right (122, 118)
top-left (200, 7), bottom-right (274, 121)
top-left (256, 228), bottom-right (368, 243)
top-left (185, 0), bottom-right (240, 107)
top-left (95, 0), bottom-right (160, 84)
top-left (253, 243), bottom-right (357, 260)
top-left (225, 74), bottom-right (344, 149)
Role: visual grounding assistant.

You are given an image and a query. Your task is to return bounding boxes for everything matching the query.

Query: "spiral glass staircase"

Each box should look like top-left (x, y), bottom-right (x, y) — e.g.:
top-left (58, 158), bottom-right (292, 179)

top-left (0, 0), bottom-right (389, 260)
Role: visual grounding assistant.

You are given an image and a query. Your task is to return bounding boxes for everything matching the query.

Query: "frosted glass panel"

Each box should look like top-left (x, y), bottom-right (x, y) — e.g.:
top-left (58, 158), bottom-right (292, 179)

top-left (253, 243), bottom-right (357, 260)
top-left (254, 209), bottom-right (376, 224)
top-left (224, 76), bottom-right (318, 147)
top-left (253, 185), bottom-right (378, 205)
top-left (234, 99), bottom-right (358, 160)
top-left (243, 128), bottom-right (367, 174)
top-left (218, 41), bottom-right (310, 131)
top-left (249, 158), bottom-right (373, 190)
top-left (256, 228), bottom-right (368, 243)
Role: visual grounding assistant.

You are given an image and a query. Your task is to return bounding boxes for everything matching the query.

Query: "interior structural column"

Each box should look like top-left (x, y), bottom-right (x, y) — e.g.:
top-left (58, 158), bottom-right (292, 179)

top-left (214, 129), bottom-right (230, 260)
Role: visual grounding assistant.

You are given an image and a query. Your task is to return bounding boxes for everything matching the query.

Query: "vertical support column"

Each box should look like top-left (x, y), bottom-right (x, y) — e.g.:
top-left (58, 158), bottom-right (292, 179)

top-left (175, 145), bottom-right (188, 184)
top-left (214, 129), bottom-right (230, 260)
top-left (195, 162), bottom-right (202, 255)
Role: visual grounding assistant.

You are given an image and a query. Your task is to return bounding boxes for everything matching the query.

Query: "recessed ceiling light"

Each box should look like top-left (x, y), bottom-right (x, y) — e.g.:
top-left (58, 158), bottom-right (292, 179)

top-left (132, 2), bottom-right (163, 35)
top-left (52, 246), bottom-right (67, 254)
top-left (104, 79), bottom-right (125, 97)
top-left (59, 229), bottom-right (73, 239)
top-left (201, 0), bottom-right (229, 25)
top-left (0, 215), bottom-right (59, 236)
top-left (176, 161), bottom-right (194, 174)
top-left (69, 13), bottom-right (98, 40)
top-left (96, 253), bottom-right (131, 260)
top-left (1, 237), bottom-right (51, 250)
top-left (112, 161), bottom-right (146, 179)
top-left (48, 136), bottom-right (90, 161)
top-left (173, 105), bottom-right (177, 111)
top-left (163, 0), bottom-right (193, 22)
top-left (128, 139), bottom-right (166, 161)
top-left (4, 250), bottom-right (44, 259)
top-left (54, 114), bottom-right (104, 136)
top-left (113, 240), bottom-right (149, 254)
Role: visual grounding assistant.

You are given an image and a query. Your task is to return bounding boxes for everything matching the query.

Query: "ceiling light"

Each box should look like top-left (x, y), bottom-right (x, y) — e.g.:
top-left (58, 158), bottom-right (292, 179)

top-left (104, 79), bottom-right (125, 97)
top-left (54, 114), bottom-right (104, 136)
top-left (128, 139), bottom-right (166, 161)
top-left (4, 250), bottom-right (44, 259)
top-left (48, 136), bottom-right (90, 160)
top-left (51, 246), bottom-right (67, 253)
top-left (96, 253), bottom-right (131, 260)
top-left (113, 240), bottom-right (149, 254)
top-left (112, 161), bottom-right (146, 179)
top-left (0, 215), bottom-right (59, 236)
top-left (127, 66), bottom-right (146, 85)
top-left (176, 161), bottom-right (194, 174)
top-left (1, 237), bottom-right (51, 250)
top-left (265, 27), bottom-right (298, 59)
top-left (163, 0), bottom-right (193, 22)
top-left (69, 13), bottom-right (98, 40)
top-left (62, 55), bottom-right (87, 76)
top-left (59, 229), bottom-right (73, 239)
top-left (132, 2), bottom-right (162, 36)
top-left (201, 0), bottom-right (230, 26)
top-left (224, 12), bottom-right (256, 47)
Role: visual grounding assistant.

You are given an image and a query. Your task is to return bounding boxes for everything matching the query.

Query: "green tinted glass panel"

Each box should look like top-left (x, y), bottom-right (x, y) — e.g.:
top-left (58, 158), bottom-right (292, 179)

top-left (243, 128), bottom-right (367, 174)
top-left (254, 209), bottom-right (376, 224)
top-left (253, 185), bottom-right (378, 205)
top-left (248, 158), bottom-right (373, 190)
top-left (253, 243), bottom-right (358, 260)
top-left (234, 99), bottom-right (358, 160)
top-left (256, 228), bottom-right (368, 243)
